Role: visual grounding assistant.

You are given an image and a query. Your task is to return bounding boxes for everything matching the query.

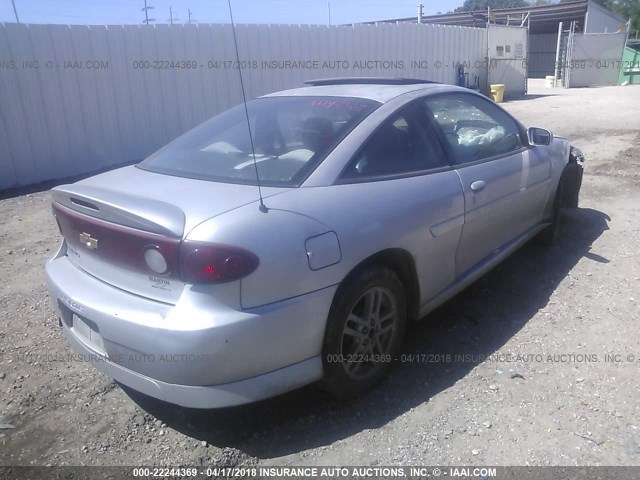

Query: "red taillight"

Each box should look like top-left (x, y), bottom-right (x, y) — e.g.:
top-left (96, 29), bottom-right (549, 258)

top-left (52, 202), bottom-right (258, 285)
top-left (180, 241), bottom-right (259, 284)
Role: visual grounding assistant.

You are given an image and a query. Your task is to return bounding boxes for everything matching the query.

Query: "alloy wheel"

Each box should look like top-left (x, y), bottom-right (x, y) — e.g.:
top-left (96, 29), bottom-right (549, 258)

top-left (340, 286), bottom-right (399, 380)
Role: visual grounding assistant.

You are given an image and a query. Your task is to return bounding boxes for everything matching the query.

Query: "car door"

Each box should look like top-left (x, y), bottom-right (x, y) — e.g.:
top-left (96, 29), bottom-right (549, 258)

top-left (338, 103), bottom-right (465, 304)
top-left (422, 93), bottom-right (552, 277)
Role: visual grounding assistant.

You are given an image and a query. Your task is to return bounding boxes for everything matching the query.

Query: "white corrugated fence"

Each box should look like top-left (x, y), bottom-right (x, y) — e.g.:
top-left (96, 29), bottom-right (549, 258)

top-left (0, 22), bottom-right (488, 190)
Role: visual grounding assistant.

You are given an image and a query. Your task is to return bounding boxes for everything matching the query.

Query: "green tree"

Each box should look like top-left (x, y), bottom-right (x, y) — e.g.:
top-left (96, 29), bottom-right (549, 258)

top-left (614, 0), bottom-right (640, 35)
top-left (454, 0), bottom-right (530, 13)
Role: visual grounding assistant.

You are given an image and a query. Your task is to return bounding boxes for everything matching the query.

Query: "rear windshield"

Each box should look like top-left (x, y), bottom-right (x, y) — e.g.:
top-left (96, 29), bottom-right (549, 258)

top-left (138, 96), bottom-right (380, 186)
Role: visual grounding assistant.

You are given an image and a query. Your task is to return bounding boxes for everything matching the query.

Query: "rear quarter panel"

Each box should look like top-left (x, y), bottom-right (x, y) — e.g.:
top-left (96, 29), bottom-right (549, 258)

top-left (187, 171), bottom-right (464, 310)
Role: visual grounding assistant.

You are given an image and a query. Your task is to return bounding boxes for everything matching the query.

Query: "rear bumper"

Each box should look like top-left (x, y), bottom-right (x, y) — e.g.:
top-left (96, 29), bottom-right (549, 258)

top-left (46, 254), bottom-right (336, 408)
top-left (61, 322), bottom-right (322, 408)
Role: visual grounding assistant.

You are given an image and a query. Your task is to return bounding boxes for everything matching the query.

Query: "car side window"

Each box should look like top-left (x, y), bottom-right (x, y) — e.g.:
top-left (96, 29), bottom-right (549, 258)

top-left (423, 94), bottom-right (523, 165)
top-left (341, 105), bottom-right (449, 180)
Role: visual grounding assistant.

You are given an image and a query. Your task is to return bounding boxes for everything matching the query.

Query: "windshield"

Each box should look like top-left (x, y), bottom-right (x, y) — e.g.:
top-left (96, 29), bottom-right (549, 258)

top-left (138, 96), bottom-right (380, 186)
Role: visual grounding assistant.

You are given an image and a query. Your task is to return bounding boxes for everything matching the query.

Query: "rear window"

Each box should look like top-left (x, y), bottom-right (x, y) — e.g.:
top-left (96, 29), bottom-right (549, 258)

top-left (138, 96), bottom-right (380, 186)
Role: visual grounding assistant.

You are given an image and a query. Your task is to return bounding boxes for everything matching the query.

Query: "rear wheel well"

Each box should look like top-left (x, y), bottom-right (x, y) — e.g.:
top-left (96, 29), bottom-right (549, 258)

top-left (339, 249), bottom-right (420, 322)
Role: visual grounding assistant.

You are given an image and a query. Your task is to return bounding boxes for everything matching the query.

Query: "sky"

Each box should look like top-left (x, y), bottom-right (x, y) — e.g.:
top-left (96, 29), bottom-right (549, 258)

top-left (0, 0), bottom-right (465, 26)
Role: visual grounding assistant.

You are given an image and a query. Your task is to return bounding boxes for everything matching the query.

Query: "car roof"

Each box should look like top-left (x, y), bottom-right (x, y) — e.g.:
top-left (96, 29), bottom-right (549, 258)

top-left (262, 82), bottom-right (463, 104)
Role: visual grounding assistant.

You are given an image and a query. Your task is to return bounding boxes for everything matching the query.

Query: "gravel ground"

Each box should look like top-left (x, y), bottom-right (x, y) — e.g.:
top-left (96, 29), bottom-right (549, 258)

top-left (1, 81), bottom-right (640, 468)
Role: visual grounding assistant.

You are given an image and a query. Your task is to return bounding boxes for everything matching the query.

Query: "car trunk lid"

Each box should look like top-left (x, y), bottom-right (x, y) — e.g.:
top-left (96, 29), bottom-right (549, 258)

top-left (52, 165), bottom-right (286, 303)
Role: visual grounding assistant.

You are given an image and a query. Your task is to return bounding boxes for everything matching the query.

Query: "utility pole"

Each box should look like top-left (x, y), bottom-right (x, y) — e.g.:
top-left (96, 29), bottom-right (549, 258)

top-left (417, 4), bottom-right (423, 24)
top-left (11, 0), bottom-right (20, 23)
top-left (168, 6), bottom-right (179, 24)
top-left (328, 1), bottom-right (331, 26)
top-left (188, 8), bottom-right (193, 24)
top-left (142, 0), bottom-right (155, 24)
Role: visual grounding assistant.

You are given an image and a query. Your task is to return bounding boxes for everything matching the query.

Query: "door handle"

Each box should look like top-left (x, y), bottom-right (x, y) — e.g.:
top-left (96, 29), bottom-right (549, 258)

top-left (470, 180), bottom-right (486, 193)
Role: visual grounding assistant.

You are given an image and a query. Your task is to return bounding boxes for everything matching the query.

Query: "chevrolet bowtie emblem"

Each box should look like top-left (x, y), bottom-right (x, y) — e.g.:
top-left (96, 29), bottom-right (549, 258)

top-left (79, 232), bottom-right (98, 250)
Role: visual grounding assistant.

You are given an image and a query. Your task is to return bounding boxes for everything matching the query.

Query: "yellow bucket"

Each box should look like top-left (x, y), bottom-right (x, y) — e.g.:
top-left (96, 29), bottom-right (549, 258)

top-left (490, 84), bottom-right (505, 103)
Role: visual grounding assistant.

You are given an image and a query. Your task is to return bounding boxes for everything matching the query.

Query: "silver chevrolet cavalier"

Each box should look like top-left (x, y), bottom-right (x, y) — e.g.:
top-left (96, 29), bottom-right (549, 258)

top-left (46, 78), bottom-right (584, 408)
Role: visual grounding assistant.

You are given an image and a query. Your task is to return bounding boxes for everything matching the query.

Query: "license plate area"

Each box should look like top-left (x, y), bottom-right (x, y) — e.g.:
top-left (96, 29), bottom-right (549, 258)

top-left (72, 314), bottom-right (107, 356)
top-left (58, 301), bottom-right (107, 357)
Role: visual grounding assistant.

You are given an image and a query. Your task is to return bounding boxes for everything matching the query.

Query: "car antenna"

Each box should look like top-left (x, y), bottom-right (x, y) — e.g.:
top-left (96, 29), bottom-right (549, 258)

top-left (227, 0), bottom-right (268, 213)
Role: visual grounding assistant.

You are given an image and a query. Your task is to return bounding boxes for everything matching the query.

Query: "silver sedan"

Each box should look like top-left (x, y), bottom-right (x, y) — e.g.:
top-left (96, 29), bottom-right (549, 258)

top-left (46, 78), bottom-right (584, 408)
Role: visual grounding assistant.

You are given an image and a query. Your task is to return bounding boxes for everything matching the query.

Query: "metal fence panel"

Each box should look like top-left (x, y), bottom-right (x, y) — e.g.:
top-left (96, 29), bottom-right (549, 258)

top-left (567, 32), bottom-right (627, 87)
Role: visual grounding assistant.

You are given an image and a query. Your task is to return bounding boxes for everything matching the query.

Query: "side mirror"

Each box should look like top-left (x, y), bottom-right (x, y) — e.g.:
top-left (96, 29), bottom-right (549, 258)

top-left (528, 127), bottom-right (553, 146)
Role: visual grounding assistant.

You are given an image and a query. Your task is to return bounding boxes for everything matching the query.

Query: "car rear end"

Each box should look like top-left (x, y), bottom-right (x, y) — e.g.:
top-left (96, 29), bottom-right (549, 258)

top-left (45, 170), bottom-right (330, 408)
top-left (45, 94), bottom-right (383, 407)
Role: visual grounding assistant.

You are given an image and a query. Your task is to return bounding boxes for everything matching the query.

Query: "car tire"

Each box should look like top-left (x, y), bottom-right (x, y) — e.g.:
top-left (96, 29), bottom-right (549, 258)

top-left (537, 179), bottom-right (564, 246)
top-left (321, 266), bottom-right (407, 399)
